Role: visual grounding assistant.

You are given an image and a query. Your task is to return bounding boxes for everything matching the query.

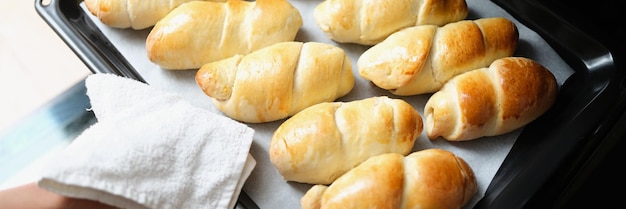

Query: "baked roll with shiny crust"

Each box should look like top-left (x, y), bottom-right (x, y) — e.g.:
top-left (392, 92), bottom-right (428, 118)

top-left (195, 42), bottom-right (354, 123)
top-left (301, 149), bottom-right (477, 209)
top-left (358, 17), bottom-right (518, 96)
top-left (270, 96), bottom-right (423, 185)
top-left (424, 57), bottom-right (558, 141)
top-left (313, 0), bottom-right (468, 45)
top-left (146, 0), bottom-right (303, 70)
top-left (84, 0), bottom-right (226, 30)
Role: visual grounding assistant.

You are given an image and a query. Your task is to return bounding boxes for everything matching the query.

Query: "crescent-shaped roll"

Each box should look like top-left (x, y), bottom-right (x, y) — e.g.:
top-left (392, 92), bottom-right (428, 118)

top-left (269, 96), bottom-right (423, 185)
top-left (195, 41), bottom-right (354, 123)
top-left (313, 0), bottom-right (468, 45)
top-left (358, 17), bottom-right (519, 96)
top-left (84, 0), bottom-right (227, 30)
top-left (146, 0), bottom-right (303, 70)
top-left (424, 57), bottom-right (558, 141)
top-left (301, 149), bottom-right (477, 209)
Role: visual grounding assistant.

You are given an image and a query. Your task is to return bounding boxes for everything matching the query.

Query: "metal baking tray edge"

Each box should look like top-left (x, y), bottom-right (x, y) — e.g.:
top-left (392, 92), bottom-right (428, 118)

top-left (35, 0), bottom-right (626, 208)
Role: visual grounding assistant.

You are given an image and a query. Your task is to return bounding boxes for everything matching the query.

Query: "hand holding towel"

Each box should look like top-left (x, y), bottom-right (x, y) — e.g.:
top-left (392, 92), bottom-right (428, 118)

top-left (37, 73), bottom-right (256, 209)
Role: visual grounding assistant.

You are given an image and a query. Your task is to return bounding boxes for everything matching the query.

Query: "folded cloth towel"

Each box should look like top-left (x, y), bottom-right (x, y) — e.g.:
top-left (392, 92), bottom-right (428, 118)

top-left (37, 73), bottom-right (256, 209)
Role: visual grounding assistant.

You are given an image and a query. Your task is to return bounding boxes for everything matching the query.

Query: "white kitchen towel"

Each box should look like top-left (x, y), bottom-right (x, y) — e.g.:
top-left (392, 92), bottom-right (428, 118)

top-left (37, 73), bottom-right (256, 209)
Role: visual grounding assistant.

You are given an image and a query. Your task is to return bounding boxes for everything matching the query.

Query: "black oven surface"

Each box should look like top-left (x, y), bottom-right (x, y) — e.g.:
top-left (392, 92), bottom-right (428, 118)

top-left (480, 0), bottom-right (626, 208)
top-left (528, 0), bottom-right (626, 208)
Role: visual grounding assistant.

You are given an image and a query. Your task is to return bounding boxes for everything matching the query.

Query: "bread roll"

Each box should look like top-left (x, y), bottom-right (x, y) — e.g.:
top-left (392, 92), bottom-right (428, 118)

top-left (301, 149), bottom-right (477, 209)
top-left (146, 0), bottom-right (303, 70)
top-left (358, 17), bottom-right (519, 96)
top-left (195, 42), bottom-right (354, 123)
top-left (270, 96), bottom-right (423, 185)
top-left (313, 0), bottom-right (468, 45)
top-left (84, 0), bottom-right (226, 30)
top-left (424, 57), bottom-right (558, 141)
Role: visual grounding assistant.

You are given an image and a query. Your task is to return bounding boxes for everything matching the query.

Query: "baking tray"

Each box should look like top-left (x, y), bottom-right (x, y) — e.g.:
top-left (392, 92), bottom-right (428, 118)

top-left (35, 0), bottom-right (625, 208)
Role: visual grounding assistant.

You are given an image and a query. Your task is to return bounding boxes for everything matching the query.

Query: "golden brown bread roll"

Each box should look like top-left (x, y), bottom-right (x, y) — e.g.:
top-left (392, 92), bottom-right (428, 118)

top-left (358, 17), bottom-right (519, 96)
top-left (269, 96), bottom-right (423, 185)
top-left (301, 149), bottom-right (477, 209)
top-left (424, 57), bottom-right (558, 141)
top-left (84, 0), bottom-right (226, 30)
top-left (195, 41), bottom-right (354, 123)
top-left (146, 0), bottom-right (303, 70)
top-left (313, 0), bottom-right (468, 45)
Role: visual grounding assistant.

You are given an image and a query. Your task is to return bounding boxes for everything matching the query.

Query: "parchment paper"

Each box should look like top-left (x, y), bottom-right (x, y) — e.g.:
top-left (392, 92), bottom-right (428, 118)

top-left (81, 0), bottom-right (574, 208)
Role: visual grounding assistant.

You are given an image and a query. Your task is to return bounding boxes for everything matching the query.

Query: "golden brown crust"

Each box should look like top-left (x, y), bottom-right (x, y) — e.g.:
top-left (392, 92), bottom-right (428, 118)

top-left (84, 0), bottom-right (130, 28)
top-left (495, 57), bottom-right (558, 132)
top-left (402, 149), bottom-right (477, 209)
top-left (146, 0), bottom-right (302, 70)
top-left (301, 185), bottom-right (328, 209)
top-left (195, 55), bottom-right (242, 101)
top-left (270, 102), bottom-right (345, 184)
top-left (456, 70), bottom-right (498, 137)
top-left (301, 149), bottom-right (477, 209)
top-left (85, 0), bottom-right (228, 29)
top-left (432, 20), bottom-right (486, 77)
top-left (270, 96), bottom-right (423, 185)
top-left (424, 57), bottom-right (558, 141)
top-left (358, 17), bottom-right (519, 96)
top-left (357, 26), bottom-right (437, 90)
top-left (288, 43), bottom-right (354, 115)
top-left (424, 90), bottom-right (459, 140)
top-left (320, 153), bottom-right (405, 208)
top-left (475, 17), bottom-right (520, 59)
top-left (418, 0), bottom-right (469, 25)
top-left (314, 0), bottom-right (467, 45)
top-left (195, 42), bottom-right (354, 123)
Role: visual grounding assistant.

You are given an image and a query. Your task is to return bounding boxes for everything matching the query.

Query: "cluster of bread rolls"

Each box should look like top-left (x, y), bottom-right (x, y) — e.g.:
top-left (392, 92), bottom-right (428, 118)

top-left (86, 0), bottom-right (561, 208)
top-left (358, 17), bottom-right (519, 96)
top-left (195, 41), bottom-right (354, 123)
top-left (301, 149), bottom-right (477, 209)
top-left (88, 0), bottom-right (304, 70)
top-left (269, 96), bottom-right (423, 185)
top-left (146, 0), bottom-right (303, 70)
top-left (313, 0), bottom-right (468, 45)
